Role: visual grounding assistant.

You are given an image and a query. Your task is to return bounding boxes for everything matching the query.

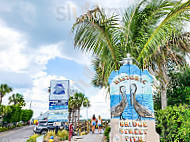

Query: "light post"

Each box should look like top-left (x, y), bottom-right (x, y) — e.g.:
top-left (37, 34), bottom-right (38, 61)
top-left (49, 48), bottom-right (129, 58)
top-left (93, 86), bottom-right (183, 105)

top-left (119, 53), bottom-right (133, 65)
top-left (29, 101), bottom-right (32, 110)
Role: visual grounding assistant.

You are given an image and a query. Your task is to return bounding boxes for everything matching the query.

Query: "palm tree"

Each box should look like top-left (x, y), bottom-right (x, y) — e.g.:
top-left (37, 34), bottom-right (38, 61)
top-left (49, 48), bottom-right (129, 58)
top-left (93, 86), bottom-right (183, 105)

top-left (83, 97), bottom-right (90, 122)
top-left (83, 97), bottom-right (90, 108)
top-left (8, 93), bottom-right (26, 107)
top-left (68, 96), bottom-right (75, 124)
top-left (72, 0), bottom-right (190, 109)
top-left (73, 93), bottom-right (85, 127)
top-left (0, 84), bottom-right (12, 105)
top-left (0, 105), bottom-right (12, 124)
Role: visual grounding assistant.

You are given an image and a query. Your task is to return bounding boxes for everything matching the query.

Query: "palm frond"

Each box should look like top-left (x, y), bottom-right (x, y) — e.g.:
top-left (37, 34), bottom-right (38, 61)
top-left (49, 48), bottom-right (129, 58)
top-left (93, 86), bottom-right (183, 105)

top-left (138, 1), bottom-right (190, 64)
top-left (72, 7), bottom-right (121, 69)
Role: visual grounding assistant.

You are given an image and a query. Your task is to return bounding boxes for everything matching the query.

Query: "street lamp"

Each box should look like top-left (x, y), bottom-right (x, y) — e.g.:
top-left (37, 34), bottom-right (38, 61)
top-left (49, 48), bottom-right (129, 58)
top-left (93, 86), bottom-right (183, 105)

top-left (119, 53), bottom-right (133, 65)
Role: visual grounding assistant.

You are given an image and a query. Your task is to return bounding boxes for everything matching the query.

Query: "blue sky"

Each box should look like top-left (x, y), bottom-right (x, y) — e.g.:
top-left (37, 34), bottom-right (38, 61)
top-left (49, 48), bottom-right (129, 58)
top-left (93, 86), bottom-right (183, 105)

top-left (0, 0), bottom-right (136, 118)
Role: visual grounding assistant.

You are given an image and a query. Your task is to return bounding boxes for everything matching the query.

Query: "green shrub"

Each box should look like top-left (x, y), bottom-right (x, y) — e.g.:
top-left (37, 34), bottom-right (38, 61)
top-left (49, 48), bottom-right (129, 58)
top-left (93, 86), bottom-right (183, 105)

top-left (57, 130), bottom-right (69, 140)
top-left (0, 127), bottom-right (3, 132)
top-left (26, 134), bottom-right (40, 142)
top-left (156, 105), bottom-right (190, 142)
top-left (3, 127), bottom-right (8, 131)
top-left (0, 125), bottom-right (17, 132)
top-left (11, 125), bottom-right (15, 129)
top-left (104, 126), bottom-right (111, 142)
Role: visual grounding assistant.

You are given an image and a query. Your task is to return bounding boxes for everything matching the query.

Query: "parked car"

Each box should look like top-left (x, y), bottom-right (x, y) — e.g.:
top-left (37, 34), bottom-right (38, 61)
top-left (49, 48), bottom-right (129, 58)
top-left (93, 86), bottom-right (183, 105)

top-left (33, 120), bottom-right (54, 134)
top-left (33, 121), bottom-right (69, 134)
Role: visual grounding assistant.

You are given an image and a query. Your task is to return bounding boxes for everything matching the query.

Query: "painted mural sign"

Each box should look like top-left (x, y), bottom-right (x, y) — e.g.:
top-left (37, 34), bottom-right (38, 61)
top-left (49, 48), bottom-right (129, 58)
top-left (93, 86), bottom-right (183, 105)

top-left (109, 62), bottom-right (159, 142)
top-left (109, 64), bottom-right (154, 120)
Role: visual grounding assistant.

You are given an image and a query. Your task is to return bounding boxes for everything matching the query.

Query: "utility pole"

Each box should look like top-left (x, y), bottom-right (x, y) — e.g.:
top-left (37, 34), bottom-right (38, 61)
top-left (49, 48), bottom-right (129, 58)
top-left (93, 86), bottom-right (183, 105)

top-left (29, 101), bottom-right (32, 110)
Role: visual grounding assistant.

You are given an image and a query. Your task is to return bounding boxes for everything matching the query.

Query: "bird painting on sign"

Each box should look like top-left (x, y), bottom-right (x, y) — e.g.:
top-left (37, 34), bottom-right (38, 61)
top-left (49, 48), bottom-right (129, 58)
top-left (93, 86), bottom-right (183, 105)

top-left (53, 84), bottom-right (65, 95)
top-left (131, 84), bottom-right (154, 119)
top-left (111, 86), bottom-right (128, 117)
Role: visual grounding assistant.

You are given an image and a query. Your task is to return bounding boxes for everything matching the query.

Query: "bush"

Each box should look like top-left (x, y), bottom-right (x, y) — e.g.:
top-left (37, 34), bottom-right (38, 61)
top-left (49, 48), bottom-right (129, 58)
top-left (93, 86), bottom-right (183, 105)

top-left (104, 127), bottom-right (111, 142)
top-left (0, 127), bottom-right (4, 132)
top-left (2, 127), bottom-right (8, 131)
top-left (0, 125), bottom-right (16, 132)
top-left (26, 134), bottom-right (40, 142)
top-left (156, 105), bottom-right (190, 142)
top-left (21, 109), bottom-right (33, 122)
top-left (57, 130), bottom-right (69, 140)
top-left (3, 105), bottom-right (33, 124)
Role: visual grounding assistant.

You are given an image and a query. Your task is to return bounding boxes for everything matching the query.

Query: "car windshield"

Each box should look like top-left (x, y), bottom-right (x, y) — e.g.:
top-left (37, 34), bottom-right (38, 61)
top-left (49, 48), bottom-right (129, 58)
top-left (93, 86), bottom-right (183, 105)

top-left (48, 123), bottom-right (53, 126)
top-left (39, 122), bottom-right (47, 126)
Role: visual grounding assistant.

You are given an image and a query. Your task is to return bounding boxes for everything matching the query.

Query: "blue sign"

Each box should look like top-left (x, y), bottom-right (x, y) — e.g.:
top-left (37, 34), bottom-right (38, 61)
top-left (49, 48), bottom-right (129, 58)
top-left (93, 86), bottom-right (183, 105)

top-left (49, 80), bottom-right (69, 121)
top-left (108, 64), bottom-right (154, 120)
top-left (49, 101), bottom-right (68, 110)
top-left (48, 110), bottom-right (68, 122)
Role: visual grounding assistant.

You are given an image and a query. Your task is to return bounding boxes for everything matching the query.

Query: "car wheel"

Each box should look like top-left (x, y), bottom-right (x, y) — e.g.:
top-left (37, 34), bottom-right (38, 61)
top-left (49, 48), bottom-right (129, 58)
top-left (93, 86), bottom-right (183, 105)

top-left (41, 129), bottom-right (48, 135)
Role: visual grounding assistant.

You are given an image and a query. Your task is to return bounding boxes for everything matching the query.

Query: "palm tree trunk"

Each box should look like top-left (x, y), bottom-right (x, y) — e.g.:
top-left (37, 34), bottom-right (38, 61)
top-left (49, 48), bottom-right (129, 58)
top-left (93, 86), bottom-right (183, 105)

top-left (161, 84), bottom-right (167, 109)
top-left (72, 110), bottom-right (74, 124)
top-left (0, 117), bottom-right (3, 125)
top-left (78, 108), bottom-right (80, 127)
top-left (74, 110), bottom-right (77, 128)
top-left (0, 92), bottom-right (2, 105)
top-left (160, 63), bottom-right (168, 110)
top-left (68, 111), bottom-right (71, 123)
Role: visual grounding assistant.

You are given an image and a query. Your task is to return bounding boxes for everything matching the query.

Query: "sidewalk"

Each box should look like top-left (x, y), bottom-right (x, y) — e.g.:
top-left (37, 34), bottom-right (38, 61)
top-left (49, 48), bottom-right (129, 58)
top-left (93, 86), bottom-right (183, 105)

top-left (71, 129), bottom-right (104, 142)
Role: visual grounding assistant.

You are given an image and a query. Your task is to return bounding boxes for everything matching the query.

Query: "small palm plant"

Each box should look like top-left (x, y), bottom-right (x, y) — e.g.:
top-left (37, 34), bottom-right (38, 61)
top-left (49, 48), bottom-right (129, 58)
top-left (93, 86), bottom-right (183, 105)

top-left (8, 93), bottom-right (26, 107)
top-left (0, 84), bottom-right (12, 105)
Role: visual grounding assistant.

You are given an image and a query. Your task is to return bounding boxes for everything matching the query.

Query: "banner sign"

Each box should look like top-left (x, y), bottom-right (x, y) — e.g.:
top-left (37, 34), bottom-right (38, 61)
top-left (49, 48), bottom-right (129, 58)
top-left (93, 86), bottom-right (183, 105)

top-left (49, 101), bottom-right (68, 110)
top-left (108, 64), bottom-right (154, 120)
top-left (48, 110), bottom-right (68, 122)
top-left (48, 80), bottom-right (70, 122)
top-left (49, 80), bottom-right (69, 101)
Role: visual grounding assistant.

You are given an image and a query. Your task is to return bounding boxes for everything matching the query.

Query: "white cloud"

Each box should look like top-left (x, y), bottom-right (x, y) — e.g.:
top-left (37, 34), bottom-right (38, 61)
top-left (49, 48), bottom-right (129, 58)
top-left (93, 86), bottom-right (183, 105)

top-left (0, 21), bottom-right (30, 73)
top-left (92, 0), bottom-right (133, 8)
top-left (0, 17), bottom-right (91, 73)
top-left (0, 19), bottom-right (91, 117)
top-left (0, 1), bottom-right (36, 25)
top-left (80, 88), bottom-right (110, 119)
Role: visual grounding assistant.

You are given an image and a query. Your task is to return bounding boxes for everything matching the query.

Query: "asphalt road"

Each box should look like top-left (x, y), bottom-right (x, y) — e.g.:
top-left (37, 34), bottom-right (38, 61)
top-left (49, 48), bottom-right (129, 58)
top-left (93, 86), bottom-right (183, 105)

top-left (0, 125), bottom-right (35, 142)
